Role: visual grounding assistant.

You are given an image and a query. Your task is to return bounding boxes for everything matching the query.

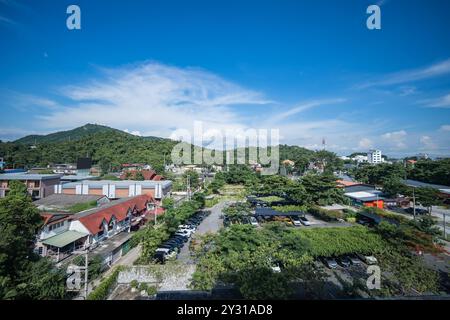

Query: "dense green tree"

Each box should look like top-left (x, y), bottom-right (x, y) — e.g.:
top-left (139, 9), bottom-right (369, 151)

top-left (0, 181), bottom-right (66, 299)
top-left (300, 173), bottom-right (347, 205)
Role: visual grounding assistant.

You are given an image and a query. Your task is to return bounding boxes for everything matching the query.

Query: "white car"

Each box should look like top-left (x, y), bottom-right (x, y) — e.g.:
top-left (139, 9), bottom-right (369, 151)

top-left (249, 217), bottom-right (259, 226)
top-left (291, 216), bottom-right (302, 227)
top-left (299, 216), bottom-right (311, 226)
top-left (175, 230), bottom-right (194, 237)
top-left (178, 226), bottom-right (195, 233)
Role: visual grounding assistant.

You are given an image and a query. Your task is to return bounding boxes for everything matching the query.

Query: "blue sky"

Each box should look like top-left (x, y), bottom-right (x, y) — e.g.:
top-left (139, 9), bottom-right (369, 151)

top-left (1, 0), bottom-right (450, 157)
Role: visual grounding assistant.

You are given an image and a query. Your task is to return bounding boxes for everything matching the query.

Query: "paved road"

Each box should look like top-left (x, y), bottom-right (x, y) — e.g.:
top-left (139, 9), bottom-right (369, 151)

top-left (177, 201), bottom-right (227, 264)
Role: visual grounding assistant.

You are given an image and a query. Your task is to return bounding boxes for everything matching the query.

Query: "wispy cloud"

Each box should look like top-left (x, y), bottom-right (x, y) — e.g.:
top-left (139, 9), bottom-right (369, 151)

top-left (423, 93), bottom-right (450, 108)
top-left (270, 98), bottom-right (346, 123)
top-left (381, 130), bottom-right (408, 149)
top-left (440, 125), bottom-right (450, 131)
top-left (38, 62), bottom-right (271, 137)
top-left (357, 59), bottom-right (450, 89)
top-left (0, 14), bottom-right (16, 25)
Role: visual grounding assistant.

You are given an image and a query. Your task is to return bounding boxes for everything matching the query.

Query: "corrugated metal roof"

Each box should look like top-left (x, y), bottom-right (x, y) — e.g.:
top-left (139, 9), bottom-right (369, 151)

top-left (0, 173), bottom-right (63, 180)
top-left (403, 179), bottom-right (450, 191)
top-left (42, 230), bottom-right (88, 248)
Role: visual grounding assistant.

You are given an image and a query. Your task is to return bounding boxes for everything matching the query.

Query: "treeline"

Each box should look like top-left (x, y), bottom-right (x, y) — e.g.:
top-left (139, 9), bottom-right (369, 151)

top-left (350, 159), bottom-right (450, 186)
top-left (0, 130), bottom-right (178, 174)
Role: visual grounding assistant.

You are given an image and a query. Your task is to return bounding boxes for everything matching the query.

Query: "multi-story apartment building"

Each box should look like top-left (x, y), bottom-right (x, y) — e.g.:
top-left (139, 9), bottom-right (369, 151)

top-left (368, 149), bottom-right (383, 164)
top-left (0, 173), bottom-right (62, 199)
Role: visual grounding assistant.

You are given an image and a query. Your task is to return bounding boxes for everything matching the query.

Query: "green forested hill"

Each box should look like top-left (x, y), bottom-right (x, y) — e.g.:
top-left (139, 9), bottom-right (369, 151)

top-left (1, 125), bottom-right (178, 173)
top-left (14, 123), bottom-right (123, 144)
top-left (0, 124), bottom-right (344, 174)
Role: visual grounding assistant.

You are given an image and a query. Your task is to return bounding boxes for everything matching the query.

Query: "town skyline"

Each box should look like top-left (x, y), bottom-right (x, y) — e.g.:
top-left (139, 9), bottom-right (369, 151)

top-left (1, 0), bottom-right (450, 157)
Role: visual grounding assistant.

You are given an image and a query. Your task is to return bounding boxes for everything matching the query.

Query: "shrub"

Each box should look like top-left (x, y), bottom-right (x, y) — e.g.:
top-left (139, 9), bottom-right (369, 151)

top-left (146, 285), bottom-right (158, 296)
top-left (308, 205), bottom-right (343, 221)
top-left (130, 280), bottom-right (139, 289)
top-left (87, 267), bottom-right (123, 300)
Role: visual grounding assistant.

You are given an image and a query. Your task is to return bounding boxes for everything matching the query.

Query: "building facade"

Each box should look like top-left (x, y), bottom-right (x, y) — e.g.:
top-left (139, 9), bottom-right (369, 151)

top-left (368, 149), bottom-right (383, 164)
top-left (55, 179), bottom-right (172, 201)
top-left (0, 173), bottom-right (62, 200)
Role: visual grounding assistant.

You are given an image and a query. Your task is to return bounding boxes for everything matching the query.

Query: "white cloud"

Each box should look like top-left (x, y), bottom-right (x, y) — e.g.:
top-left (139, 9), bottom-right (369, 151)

top-left (440, 125), bottom-right (450, 131)
top-left (424, 93), bottom-right (450, 108)
top-left (420, 135), bottom-right (437, 150)
top-left (123, 129), bottom-right (142, 136)
top-left (358, 138), bottom-right (373, 149)
top-left (358, 59), bottom-right (450, 89)
top-left (381, 130), bottom-right (407, 149)
top-left (270, 98), bottom-right (346, 122)
top-left (38, 62), bottom-right (272, 138)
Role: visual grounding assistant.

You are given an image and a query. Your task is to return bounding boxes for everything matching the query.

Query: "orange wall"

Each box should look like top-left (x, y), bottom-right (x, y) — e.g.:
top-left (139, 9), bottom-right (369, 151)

top-left (363, 200), bottom-right (384, 209)
top-left (62, 189), bottom-right (76, 195)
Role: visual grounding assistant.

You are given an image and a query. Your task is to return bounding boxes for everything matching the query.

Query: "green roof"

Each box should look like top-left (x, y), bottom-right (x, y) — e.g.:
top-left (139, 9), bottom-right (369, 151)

top-left (42, 230), bottom-right (88, 248)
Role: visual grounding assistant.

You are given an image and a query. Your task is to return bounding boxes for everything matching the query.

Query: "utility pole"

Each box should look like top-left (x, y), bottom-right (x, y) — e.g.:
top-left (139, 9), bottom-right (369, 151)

top-left (443, 213), bottom-right (447, 240)
top-left (154, 202), bottom-right (158, 225)
top-left (412, 187), bottom-right (416, 221)
top-left (72, 246), bottom-right (89, 299)
top-left (186, 175), bottom-right (191, 201)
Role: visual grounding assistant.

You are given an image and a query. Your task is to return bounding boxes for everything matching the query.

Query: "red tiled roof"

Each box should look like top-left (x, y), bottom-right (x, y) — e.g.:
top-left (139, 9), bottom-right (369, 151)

top-left (77, 194), bottom-right (154, 235)
top-left (119, 169), bottom-right (156, 180)
top-left (336, 180), bottom-right (361, 187)
top-left (153, 175), bottom-right (164, 181)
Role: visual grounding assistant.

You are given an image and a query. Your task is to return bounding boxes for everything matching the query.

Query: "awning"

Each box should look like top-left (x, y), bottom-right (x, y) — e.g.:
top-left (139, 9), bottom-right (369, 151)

top-left (42, 230), bottom-right (88, 248)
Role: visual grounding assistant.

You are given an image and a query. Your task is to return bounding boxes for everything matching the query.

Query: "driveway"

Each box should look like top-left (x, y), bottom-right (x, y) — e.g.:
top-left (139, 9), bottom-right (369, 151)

top-left (177, 201), bottom-right (227, 264)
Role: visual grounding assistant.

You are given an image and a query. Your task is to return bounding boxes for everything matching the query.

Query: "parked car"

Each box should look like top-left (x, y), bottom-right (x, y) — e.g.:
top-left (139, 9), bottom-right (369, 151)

top-left (337, 256), bottom-right (351, 268)
top-left (323, 257), bottom-right (338, 269)
top-left (356, 253), bottom-right (378, 265)
top-left (153, 251), bottom-right (166, 264)
top-left (299, 216), bottom-right (311, 226)
top-left (290, 216), bottom-right (302, 227)
top-left (347, 254), bottom-right (362, 265)
top-left (405, 207), bottom-right (428, 215)
top-left (250, 216), bottom-right (259, 226)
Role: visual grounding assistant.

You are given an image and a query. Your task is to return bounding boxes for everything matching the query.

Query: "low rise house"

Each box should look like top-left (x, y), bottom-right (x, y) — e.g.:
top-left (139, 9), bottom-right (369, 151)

top-left (0, 172), bottom-right (62, 199)
top-left (36, 194), bottom-right (160, 262)
top-left (344, 191), bottom-right (384, 208)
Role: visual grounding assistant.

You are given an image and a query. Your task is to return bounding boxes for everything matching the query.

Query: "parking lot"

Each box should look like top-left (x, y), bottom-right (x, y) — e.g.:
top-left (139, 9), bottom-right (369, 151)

top-left (175, 201), bottom-right (226, 264)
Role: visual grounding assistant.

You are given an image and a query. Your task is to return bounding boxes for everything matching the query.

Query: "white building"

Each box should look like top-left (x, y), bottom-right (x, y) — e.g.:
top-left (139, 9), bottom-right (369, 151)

top-left (352, 155), bottom-right (368, 163)
top-left (368, 149), bottom-right (383, 164)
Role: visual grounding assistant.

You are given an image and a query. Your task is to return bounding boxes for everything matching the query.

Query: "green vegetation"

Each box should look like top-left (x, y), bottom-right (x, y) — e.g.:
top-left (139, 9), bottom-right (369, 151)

top-left (87, 266), bottom-right (124, 300)
top-left (191, 223), bottom-right (382, 299)
top-left (299, 226), bottom-right (384, 257)
top-left (256, 195), bottom-right (285, 203)
top-left (68, 200), bottom-right (98, 213)
top-left (72, 255), bottom-right (104, 281)
top-left (0, 181), bottom-right (67, 299)
top-left (272, 205), bottom-right (306, 213)
top-left (308, 205), bottom-right (344, 222)
top-left (0, 124), bottom-right (178, 174)
top-left (408, 158), bottom-right (450, 186)
top-left (132, 196), bottom-right (205, 263)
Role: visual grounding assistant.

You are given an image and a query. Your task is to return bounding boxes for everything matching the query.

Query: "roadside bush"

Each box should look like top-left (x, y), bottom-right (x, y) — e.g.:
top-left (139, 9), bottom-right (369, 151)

top-left (308, 206), bottom-right (343, 222)
top-left (87, 267), bottom-right (123, 300)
